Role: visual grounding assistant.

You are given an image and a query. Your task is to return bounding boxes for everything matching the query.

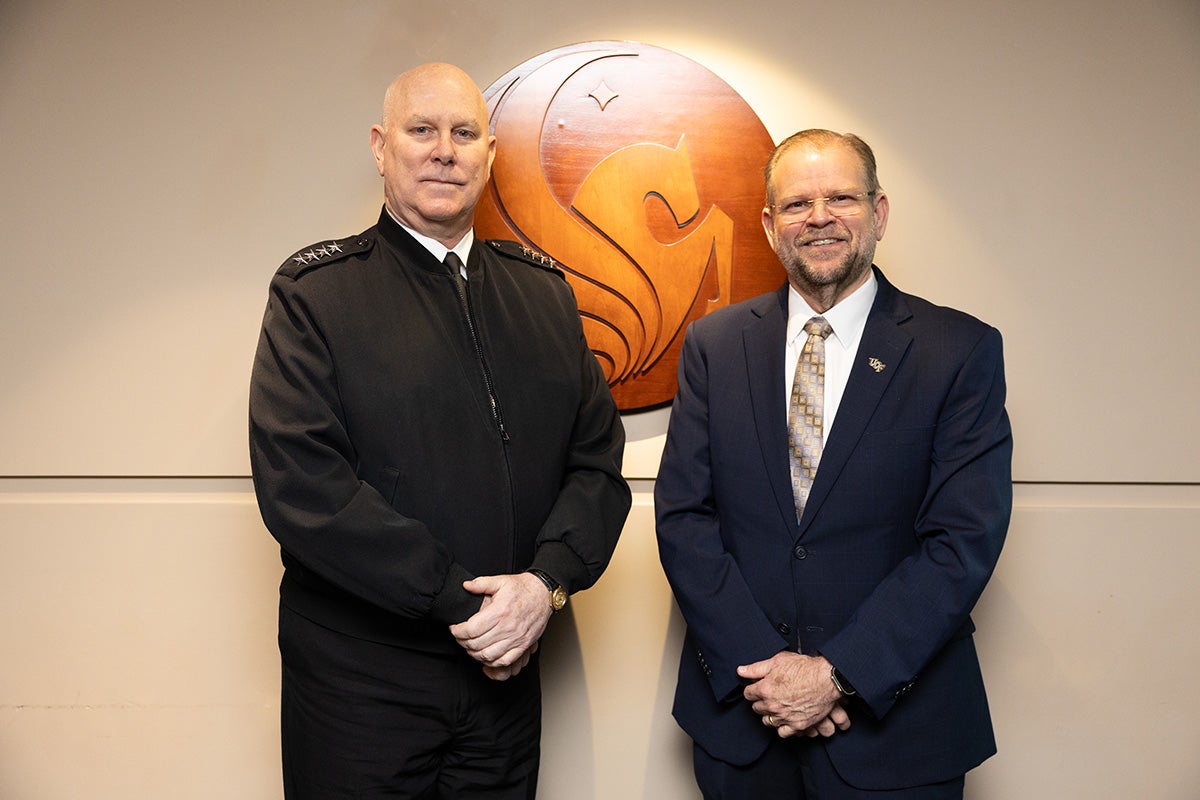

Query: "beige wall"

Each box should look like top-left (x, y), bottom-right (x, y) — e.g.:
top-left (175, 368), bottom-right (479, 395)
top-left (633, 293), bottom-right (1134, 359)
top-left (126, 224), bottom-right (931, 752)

top-left (1, 0), bottom-right (1198, 797)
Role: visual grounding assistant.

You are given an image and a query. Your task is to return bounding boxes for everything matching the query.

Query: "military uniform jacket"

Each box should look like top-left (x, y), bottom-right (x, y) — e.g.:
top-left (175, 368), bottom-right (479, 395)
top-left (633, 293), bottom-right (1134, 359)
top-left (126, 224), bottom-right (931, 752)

top-left (249, 208), bottom-right (630, 649)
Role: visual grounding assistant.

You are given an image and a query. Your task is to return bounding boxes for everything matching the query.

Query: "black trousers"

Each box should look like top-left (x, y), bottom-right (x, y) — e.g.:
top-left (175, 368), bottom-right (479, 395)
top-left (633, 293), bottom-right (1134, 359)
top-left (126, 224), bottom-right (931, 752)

top-left (279, 604), bottom-right (541, 799)
top-left (693, 737), bottom-right (964, 800)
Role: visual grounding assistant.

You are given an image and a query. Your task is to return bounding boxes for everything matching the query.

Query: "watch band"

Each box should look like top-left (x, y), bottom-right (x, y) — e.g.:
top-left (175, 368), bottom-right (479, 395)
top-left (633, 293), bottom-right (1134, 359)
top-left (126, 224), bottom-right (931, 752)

top-left (526, 568), bottom-right (567, 612)
top-left (526, 568), bottom-right (555, 592)
top-left (830, 665), bottom-right (858, 697)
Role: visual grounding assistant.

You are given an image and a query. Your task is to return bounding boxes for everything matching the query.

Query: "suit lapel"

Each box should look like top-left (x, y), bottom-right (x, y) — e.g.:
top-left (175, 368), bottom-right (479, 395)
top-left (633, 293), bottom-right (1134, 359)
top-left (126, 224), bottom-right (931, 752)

top-left (744, 287), bottom-right (798, 534)
top-left (797, 268), bottom-right (913, 538)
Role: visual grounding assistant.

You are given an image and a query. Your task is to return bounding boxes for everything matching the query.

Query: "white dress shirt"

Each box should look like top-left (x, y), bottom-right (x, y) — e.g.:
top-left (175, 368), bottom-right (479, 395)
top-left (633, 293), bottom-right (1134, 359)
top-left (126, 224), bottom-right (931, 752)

top-left (386, 207), bottom-right (473, 278)
top-left (785, 271), bottom-right (878, 443)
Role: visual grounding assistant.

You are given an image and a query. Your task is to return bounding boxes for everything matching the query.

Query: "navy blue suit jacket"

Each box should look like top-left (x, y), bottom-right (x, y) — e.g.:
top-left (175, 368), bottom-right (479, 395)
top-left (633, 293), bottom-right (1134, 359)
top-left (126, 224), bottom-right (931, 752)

top-left (655, 268), bottom-right (1012, 789)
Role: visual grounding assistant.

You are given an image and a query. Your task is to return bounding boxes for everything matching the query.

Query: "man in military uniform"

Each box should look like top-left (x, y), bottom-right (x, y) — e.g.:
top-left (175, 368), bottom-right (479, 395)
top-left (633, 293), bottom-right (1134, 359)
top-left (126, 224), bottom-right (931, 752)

top-left (249, 62), bottom-right (630, 799)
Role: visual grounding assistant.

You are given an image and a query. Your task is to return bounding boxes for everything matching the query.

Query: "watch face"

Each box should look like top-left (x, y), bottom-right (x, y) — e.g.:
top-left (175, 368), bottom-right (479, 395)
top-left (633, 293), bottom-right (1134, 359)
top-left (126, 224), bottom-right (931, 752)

top-left (551, 586), bottom-right (568, 611)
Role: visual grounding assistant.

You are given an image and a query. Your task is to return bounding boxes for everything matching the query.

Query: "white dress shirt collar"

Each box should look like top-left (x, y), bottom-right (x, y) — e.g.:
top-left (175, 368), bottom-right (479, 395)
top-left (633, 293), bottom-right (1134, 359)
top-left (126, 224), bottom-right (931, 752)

top-left (786, 270), bottom-right (878, 354)
top-left (385, 206), bottom-right (474, 276)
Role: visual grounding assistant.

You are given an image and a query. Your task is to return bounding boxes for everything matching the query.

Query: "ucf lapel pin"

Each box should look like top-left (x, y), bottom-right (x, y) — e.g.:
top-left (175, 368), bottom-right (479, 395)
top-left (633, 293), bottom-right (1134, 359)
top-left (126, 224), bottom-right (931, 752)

top-left (867, 357), bottom-right (886, 373)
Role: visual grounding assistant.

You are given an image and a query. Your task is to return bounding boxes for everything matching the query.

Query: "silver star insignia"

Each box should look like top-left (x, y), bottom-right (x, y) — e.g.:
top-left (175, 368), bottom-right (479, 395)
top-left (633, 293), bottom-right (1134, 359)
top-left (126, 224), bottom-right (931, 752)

top-left (326, 241), bottom-right (343, 254)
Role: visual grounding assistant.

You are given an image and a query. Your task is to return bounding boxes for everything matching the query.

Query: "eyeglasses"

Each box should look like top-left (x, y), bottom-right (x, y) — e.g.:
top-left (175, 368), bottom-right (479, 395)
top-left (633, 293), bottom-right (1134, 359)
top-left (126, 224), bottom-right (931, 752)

top-left (769, 191), bottom-right (876, 223)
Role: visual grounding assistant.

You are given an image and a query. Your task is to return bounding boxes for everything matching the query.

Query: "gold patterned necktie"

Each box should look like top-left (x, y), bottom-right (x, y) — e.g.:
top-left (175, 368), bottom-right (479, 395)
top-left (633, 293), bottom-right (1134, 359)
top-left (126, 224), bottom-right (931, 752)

top-left (788, 316), bottom-right (833, 520)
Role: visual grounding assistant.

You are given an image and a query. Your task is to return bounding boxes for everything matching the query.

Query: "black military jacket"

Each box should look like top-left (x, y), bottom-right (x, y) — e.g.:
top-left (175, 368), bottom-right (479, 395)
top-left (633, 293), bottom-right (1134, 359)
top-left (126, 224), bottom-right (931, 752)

top-left (250, 208), bottom-right (630, 648)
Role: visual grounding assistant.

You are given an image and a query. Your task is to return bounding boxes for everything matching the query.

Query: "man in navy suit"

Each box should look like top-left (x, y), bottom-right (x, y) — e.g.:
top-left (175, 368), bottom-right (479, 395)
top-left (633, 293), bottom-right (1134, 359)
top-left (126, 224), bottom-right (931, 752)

top-left (655, 129), bottom-right (1012, 798)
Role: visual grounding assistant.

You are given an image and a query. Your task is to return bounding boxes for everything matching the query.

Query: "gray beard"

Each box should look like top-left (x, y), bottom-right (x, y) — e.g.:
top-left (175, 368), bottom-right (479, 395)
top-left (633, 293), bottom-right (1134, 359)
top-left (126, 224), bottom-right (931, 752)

top-left (780, 247), bottom-right (873, 293)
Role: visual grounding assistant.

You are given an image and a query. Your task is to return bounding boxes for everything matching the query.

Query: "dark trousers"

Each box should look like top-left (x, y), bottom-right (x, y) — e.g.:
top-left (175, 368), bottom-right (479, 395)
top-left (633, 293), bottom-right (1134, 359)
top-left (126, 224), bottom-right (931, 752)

top-left (693, 738), bottom-right (965, 800)
top-left (279, 604), bottom-right (541, 799)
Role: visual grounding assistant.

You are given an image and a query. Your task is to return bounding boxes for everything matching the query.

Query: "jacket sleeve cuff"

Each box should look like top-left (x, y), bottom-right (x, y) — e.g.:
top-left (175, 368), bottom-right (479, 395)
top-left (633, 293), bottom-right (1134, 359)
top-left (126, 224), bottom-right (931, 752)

top-left (529, 541), bottom-right (588, 594)
top-left (426, 563), bottom-right (483, 625)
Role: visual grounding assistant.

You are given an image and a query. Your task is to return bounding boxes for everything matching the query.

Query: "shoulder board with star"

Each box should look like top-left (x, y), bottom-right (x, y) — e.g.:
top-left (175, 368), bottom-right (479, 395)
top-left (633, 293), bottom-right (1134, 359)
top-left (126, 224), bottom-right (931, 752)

top-left (278, 235), bottom-right (374, 279)
top-left (487, 240), bottom-right (564, 279)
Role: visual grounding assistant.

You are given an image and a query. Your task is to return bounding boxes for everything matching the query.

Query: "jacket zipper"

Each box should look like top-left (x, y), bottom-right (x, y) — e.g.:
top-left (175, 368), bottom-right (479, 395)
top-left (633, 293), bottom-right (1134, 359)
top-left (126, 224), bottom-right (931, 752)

top-left (448, 272), bottom-right (510, 442)
top-left (448, 266), bottom-right (519, 572)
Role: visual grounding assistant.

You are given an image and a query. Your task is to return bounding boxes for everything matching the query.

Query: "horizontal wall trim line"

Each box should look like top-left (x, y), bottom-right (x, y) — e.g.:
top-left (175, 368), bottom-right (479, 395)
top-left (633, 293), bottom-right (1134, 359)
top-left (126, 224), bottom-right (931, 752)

top-left (3, 478), bottom-right (1199, 510)
top-left (0, 476), bottom-right (1197, 487)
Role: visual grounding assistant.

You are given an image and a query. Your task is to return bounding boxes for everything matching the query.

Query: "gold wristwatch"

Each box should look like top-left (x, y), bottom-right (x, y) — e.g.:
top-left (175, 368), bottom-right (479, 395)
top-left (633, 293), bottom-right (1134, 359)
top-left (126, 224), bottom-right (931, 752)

top-left (526, 568), bottom-right (567, 612)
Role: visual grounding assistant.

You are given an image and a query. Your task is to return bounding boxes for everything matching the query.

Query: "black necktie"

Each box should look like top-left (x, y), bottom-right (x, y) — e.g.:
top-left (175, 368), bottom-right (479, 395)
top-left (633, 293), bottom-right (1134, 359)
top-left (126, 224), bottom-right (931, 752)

top-left (444, 251), bottom-right (464, 280)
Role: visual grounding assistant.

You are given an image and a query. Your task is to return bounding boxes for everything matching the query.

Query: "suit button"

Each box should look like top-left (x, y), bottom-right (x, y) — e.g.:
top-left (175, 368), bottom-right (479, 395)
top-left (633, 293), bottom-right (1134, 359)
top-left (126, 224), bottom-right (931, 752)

top-left (793, 545), bottom-right (809, 560)
top-left (776, 623), bottom-right (791, 636)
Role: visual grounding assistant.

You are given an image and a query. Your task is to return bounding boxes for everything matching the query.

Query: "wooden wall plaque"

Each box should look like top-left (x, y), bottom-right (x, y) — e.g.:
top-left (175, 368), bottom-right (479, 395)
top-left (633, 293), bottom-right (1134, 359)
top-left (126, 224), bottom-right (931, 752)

top-left (477, 41), bottom-right (784, 411)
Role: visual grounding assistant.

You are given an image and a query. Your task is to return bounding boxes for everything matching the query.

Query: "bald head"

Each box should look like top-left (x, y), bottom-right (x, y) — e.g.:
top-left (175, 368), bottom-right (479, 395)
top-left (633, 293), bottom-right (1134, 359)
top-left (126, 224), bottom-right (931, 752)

top-left (369, 63), bottom-right (496, 247)
top-left (380, 63), bottom-right (489, 130)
